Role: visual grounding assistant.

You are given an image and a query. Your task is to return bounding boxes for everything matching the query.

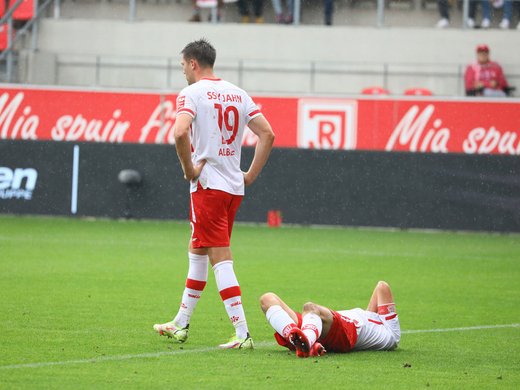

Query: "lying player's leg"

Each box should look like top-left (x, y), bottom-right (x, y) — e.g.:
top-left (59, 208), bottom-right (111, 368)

top-left (261, 293), bottom-right (301, 349)
top-left (366, 281), bottom-right (396, 315)
top-left (290, 302), bottom-right (331, 358)
top-left (355, 281), bottom-right (400, 351)
top-left (260, 293), bottom-right (299, 322)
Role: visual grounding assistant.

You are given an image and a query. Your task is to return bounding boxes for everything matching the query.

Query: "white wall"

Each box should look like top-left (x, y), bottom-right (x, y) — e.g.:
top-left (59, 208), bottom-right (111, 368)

top-left (30, 19), bottom-right (520, 95)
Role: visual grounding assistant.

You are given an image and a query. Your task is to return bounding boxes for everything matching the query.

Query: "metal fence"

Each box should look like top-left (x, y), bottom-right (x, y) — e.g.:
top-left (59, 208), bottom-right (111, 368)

top-left (45, 54), bottom-right (520, 96)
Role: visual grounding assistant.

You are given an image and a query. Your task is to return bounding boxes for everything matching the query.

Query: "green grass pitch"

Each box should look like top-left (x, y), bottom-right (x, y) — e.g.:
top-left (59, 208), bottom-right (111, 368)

top-left (1, 215), bottom-right (519, 389)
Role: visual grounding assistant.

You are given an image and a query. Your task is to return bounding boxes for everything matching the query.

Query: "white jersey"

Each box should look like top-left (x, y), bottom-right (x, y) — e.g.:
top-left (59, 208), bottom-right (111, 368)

top-left (176, 78), bottom-right (262, 195)
top-left (337, 308), bottom-right (401, 351)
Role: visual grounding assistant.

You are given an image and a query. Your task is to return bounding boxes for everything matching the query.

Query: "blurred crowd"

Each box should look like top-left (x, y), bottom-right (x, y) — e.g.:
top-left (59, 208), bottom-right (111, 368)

top-left (435, 0), bottom-right (520, 29)
top-left (185, 0), bottom-right (520, 29)
top-left (187, 0), bottom-right (314, 25)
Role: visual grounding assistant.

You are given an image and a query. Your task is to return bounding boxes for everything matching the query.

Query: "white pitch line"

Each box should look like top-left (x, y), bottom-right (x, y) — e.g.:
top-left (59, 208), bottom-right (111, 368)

top-left (1, 324), bottom-right (518, 371)
top-left (402, 323), bottom-right (519, 334)
top-left (0, 341), bottom-right (276, 370)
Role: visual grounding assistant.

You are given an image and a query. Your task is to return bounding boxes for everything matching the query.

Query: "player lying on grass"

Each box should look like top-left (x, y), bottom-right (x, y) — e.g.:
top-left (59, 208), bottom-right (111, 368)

top-left (260, 281), bottom-right (401, 357)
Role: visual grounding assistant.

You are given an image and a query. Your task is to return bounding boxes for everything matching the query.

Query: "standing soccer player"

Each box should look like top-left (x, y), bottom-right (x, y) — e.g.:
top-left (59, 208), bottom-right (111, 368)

top-left (154, 38), bottom-right (275, 349)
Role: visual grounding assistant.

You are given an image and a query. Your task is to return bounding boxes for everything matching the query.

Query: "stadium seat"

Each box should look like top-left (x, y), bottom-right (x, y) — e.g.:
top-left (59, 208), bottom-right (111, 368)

top-left (0, 0), bottom-right (5, 18)
top-left (361, 87), bottom-right (390, 95)
top-left (0, 24), bottom-right (15, 51)
top-left (8, 0), bottom-right (34, 21)
top-left (404, 88), bottom-right (433, 96)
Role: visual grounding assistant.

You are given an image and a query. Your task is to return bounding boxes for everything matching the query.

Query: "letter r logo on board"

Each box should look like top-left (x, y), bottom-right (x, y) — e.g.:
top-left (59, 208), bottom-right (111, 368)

top-left (297, 99), bottom-right (358, 150)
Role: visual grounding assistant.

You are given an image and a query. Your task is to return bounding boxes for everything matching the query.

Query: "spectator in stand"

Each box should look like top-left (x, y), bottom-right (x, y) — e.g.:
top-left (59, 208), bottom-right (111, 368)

top-left (237, 0), bottom-right (265, 23)
top-left (498, 0), bottom-right (520, 29)
top-left (464, 44), bottom-right (509, 97)
top-left (435, 0), bottom-right (491, 28)
top-left (188, 0), bottom-right (202, 21)
top-left (188, 0), bottom-right (224, 22)
top-left (271, 0), bottom-right (294, 24)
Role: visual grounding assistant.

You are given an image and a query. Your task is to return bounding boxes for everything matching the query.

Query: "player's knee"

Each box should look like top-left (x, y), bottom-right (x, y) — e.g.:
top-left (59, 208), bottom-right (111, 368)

top-left (259, 292), bottom-right (278, 313)
top-left (378, 281), bottom-right (390, 291)
top-left (302, 302), bottom-right (317, 313)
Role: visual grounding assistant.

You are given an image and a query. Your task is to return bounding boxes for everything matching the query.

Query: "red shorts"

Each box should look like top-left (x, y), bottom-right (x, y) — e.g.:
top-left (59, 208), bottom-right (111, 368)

top-left (319, 310), bottom-right (358, 353)
top-left (190, 184), bottom-right (243, 248)
top-left (274, 310), bottom-right (357, 353)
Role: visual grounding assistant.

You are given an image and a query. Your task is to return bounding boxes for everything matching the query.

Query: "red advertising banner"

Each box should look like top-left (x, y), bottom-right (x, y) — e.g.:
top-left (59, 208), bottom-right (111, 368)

top-left (1, 86), bottom-right (520, 155)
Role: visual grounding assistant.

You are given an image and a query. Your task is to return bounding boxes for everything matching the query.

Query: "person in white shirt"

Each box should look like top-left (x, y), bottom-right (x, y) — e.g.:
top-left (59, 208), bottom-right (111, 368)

top-left (154, 38), bottom-right (275, 349)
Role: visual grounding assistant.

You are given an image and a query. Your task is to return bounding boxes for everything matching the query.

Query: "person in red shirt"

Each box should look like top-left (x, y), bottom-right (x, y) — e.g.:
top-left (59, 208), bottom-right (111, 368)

top-left (260, 281), bottom-right (401, 357)
top-left (465, 44), bottom-right (509, 97)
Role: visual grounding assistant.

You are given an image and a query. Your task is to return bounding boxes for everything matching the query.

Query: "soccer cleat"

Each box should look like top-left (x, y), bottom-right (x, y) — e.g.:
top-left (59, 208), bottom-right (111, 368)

top-left (153, 321), bottom-right (189, 343)
top-left (289, 328), bottom-right (311, 358)
top-left (219, 332), bottom-right (254, 349)
top-left (310, 342), bottom-right (326, 357)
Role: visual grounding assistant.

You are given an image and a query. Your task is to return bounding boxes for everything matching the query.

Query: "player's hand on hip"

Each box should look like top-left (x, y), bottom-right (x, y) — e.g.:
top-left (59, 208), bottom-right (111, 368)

top-left (243, 171), bottom-right (255, 186)
top-left (185, 160), bottom-right (206, 181)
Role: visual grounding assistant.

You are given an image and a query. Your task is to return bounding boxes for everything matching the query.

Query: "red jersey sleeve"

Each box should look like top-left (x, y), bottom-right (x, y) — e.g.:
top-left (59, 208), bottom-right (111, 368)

top-left (245, 95), bottom-right (262, 124)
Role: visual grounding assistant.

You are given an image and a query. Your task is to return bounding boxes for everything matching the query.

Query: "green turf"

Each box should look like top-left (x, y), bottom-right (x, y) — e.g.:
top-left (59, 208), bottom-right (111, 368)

top-left (0, 215), bottom-right (519, 389)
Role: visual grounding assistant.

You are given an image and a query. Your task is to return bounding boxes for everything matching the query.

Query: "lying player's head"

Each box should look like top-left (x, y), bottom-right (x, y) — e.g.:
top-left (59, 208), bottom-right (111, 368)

top-left (181, 38), bottom-right (217, 69)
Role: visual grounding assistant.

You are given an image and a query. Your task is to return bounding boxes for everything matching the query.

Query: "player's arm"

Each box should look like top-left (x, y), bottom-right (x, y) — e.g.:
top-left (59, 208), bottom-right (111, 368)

top-left (243, 115), bottom-right (275, 186)
top-left (174, 113), bottom-right (205, 181)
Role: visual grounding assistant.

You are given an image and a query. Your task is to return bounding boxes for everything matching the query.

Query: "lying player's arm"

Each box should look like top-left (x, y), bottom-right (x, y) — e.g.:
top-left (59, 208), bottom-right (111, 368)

top-left (174, 113), bottom-right (205, 181)
top-left (243, 115), bottom-right (275, 186)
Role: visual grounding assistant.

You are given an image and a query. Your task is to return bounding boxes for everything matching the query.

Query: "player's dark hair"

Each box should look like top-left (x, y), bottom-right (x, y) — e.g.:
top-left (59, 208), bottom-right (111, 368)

top-left (181, 38), bottom-right (216, 69)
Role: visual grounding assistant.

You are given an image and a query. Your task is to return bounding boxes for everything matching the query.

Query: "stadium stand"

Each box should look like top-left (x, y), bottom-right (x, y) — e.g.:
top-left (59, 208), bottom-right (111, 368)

top-left (2, 0), bottom-right (520, 96)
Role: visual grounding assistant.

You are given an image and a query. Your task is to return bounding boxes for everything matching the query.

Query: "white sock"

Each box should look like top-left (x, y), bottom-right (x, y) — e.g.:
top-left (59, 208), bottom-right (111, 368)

top-left (265, 305), bottom-right (297, 339)
top-left (173, 253), bottom-right (208, 328)
top-left (301, 313), bottom-right (322, 347)
top-left (213, 260), bottom-right (249, 339)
